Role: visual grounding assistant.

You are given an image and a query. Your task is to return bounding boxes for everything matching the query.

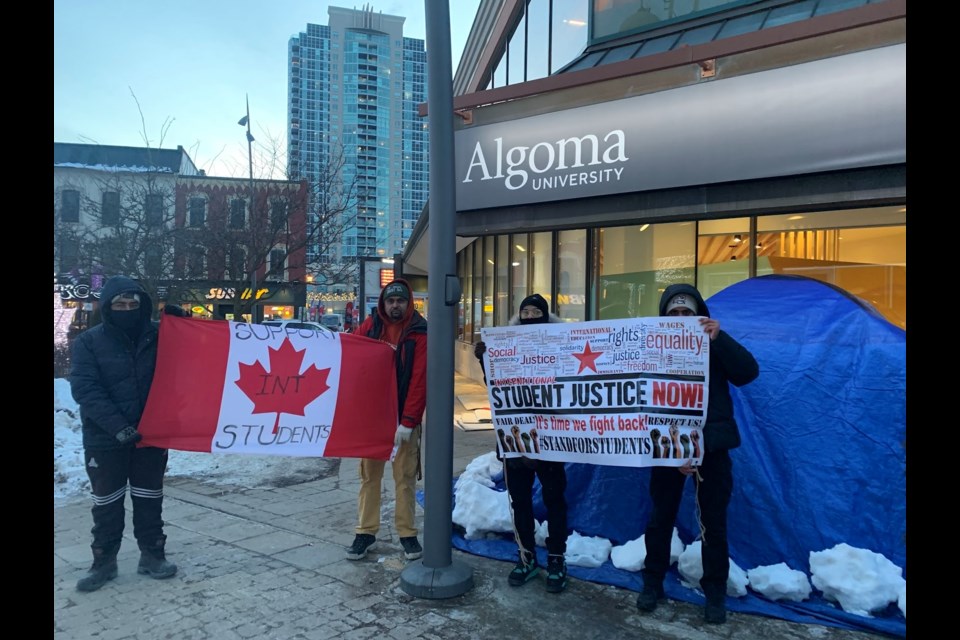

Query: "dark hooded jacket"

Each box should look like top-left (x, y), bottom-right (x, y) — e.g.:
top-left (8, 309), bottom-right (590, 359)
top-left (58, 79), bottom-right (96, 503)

top-left (659, 283), bottom-right (759, 452)
top-left (355, 278), bottom-right (427, 428)
top-left (70, 276), bottom-right (159, 450)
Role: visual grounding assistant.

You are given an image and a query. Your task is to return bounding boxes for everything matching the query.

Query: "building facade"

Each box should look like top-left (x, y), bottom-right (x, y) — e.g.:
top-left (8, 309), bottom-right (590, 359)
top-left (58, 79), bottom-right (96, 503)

top-left (400, 0), bottom-right (906, 383)
top-left (171, 175), bottom-right (310, 321)
top-left (54, 143), bottom-right (200, 334)
top-left (54, 142), bottom-right (309, 331)
top-left (287, 4), bottom-right (429, 281)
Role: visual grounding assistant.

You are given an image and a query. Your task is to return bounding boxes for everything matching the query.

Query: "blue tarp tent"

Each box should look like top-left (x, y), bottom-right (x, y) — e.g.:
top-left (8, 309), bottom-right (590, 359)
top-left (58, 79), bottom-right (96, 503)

top-left (448, 275), bottom-right (906, 637)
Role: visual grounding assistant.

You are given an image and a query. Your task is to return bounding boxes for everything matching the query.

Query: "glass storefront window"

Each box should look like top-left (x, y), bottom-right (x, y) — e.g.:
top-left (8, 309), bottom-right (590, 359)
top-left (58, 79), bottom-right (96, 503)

top-left (462, 243), bottom-right (473, 341)
top-left (591, 0), bottom-right (739, 42)
top-left (527, 0), bottom-right (550, 80)
top-left (511, 233), bottom-right (529, 317)
top-left (530, 231), bottom-right (553, 310)
top-left (757, 206), bottom-right (906, 329)
top-left (598, 222), bottom-right (695, 319)
top-left (457, 210), bottom-right (904, 346)
top-left (490, 0), bottom-right (589, 89)
top-left (483, 236), bottom-right (495, 328)
top-left (508, 11), bottom-right (526, 84)
top-left (557, 229), bottom-right (586, 321)
top-left (266, 306), bottom-right (295, 321)
top-left (697, 217), bottom-right (751, 300)
top-left (496, 235), bottom-right (510, 326)
top-left (552, 0), bottom-right (589, 73)
top-left (457, 250), bottom-right (465, 340)
top-left (473, 238), bottom-right (483, 341)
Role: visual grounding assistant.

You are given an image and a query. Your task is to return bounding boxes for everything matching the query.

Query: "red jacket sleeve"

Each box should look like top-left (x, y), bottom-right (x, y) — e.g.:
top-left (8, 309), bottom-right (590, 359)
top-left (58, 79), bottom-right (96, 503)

top-left (400, 331), bottom-right (427, 428)
top-left (356, 316), bottom-right (373, 337)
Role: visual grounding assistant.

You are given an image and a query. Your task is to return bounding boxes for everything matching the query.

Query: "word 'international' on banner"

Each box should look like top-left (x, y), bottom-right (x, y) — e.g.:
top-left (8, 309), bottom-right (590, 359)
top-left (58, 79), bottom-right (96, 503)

top-left (138, 316), bottom-right (399, 460)
top-left (480, 317), bottom-right (710, 468)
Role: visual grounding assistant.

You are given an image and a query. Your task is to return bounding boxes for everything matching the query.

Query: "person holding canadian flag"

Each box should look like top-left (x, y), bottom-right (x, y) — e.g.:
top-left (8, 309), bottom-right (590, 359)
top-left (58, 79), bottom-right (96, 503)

top-left (69, 275), bottom-right (187, 592)
top-left (346, 278), bottom-right (427, 562)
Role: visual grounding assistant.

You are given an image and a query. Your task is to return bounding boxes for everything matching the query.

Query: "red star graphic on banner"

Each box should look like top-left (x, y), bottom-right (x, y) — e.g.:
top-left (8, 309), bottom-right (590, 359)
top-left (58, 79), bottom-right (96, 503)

top-left (572, 341), bottom-right (603, 374)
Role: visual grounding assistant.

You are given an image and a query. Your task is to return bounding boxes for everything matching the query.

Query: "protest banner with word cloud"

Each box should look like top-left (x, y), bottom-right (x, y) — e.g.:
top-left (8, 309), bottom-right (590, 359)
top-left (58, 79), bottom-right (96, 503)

top-left (480, 316), bottom-right (709, 468)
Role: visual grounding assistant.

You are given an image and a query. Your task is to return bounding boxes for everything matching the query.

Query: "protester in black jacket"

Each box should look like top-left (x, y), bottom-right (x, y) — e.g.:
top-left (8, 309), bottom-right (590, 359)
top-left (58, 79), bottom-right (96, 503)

top-left (636, 283), bottom-right (759, 624)
top-left (70, 275), bottom-right (184, 592)
top-left (474, 293), bottom-right (570, 594)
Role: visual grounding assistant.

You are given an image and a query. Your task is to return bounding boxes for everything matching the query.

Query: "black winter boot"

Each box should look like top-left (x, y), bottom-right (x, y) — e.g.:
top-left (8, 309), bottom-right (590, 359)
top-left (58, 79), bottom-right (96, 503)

top-left (137, 546), bottom-right (177, 579)
top-left (704, 592), bottom-right (727, 624)
top-left (76, 548), bottom-right (118, 592)
top-left (636, 582), bottom-right (665, 612)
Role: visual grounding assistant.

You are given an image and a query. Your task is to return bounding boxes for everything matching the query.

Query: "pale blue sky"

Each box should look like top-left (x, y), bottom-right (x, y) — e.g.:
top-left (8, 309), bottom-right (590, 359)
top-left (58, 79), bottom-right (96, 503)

top-left (53, 0), bottom-right (482, 178)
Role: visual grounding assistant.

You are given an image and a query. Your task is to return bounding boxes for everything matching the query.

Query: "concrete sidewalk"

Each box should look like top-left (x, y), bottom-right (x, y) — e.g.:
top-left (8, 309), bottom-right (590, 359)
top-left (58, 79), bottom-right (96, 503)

top-left (54, 373), bottom-right (887, 640)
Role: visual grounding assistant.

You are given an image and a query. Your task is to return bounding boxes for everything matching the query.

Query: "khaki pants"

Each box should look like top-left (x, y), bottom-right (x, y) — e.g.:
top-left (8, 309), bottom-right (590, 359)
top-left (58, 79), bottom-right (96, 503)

top-left (356, 424), bottom-right (420, 538)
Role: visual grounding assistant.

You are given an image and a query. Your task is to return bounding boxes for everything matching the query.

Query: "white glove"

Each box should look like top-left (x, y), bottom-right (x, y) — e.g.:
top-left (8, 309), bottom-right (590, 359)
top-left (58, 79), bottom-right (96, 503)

top-left (394, 425), bottom-right (413, 448)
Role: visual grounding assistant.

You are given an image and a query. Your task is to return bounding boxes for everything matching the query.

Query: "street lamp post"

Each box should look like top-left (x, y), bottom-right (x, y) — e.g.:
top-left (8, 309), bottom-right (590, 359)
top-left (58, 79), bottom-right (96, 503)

top-left (238, 94), bottom-right (258, 322)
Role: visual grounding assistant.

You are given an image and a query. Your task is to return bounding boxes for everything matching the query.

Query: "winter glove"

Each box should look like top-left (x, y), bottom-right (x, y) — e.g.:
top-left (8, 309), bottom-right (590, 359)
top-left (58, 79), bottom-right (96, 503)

top-left (394, 425), bottom-right (413, 448)
top-left (164, 304), bottom-right (189, 317)
top-left (474, 341), bottom-right (486, 361)
top-left (115, 426), bottom-right (143, 446)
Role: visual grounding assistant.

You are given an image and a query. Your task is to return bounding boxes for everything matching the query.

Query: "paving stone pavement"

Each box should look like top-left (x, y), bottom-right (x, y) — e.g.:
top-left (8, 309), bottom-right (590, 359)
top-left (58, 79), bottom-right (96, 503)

top-left (54, 374), bottom-right (892, 640)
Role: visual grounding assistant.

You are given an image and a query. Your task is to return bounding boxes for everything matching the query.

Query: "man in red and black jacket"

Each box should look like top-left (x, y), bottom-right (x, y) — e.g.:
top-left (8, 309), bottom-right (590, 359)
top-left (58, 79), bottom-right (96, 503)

top-left (346, 278), bottom-right (427, 562)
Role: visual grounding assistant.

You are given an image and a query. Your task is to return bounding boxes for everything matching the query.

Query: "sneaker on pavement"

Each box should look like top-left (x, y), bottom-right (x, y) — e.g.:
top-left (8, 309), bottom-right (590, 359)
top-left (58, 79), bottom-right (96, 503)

top-left (508, 552), bottom-right (539, 586)
top-left (545, 554), bottom-right (567, 593)
top-left (346, 534), bottom-right (376, 560)
top-left (400, 536), bottom-right (422, 560)
top-left (636, 584), bottom-right (665, 612)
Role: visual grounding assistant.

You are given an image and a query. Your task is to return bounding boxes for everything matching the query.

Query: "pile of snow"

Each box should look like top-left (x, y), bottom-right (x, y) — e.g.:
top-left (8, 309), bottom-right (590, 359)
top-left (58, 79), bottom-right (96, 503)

top-left (810, 543), bottom-right (906, 617)
top-left (746, 563), bottom-right (812, 602)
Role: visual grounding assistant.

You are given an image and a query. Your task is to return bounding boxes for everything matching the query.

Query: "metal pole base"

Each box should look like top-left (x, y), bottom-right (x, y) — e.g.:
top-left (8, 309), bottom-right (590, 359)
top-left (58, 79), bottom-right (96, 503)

top-left (400, 559), bottom-right (474, 599)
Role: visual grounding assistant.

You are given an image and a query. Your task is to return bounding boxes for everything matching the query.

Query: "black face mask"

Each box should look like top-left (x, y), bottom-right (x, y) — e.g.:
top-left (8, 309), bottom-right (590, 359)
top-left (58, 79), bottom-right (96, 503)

top-left (111, 309), bottom-right (142, 339)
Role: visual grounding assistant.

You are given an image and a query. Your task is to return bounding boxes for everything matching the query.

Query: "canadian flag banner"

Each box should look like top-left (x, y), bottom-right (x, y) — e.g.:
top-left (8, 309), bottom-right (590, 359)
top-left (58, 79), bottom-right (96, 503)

top-left (138, 316), bottom-right (399, 460)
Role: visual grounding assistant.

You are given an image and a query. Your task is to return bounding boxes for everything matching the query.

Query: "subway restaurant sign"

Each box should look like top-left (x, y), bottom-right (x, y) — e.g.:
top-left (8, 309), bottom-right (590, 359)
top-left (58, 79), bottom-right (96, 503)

top-left (454, 45), bottom-right (905, 211)
top-left (205, 287), bottom-right (271, 300)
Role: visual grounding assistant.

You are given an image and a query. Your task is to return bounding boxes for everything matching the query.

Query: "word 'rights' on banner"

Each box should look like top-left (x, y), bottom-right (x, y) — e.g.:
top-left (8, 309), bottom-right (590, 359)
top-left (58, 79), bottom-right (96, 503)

top-left (480, 317), bottom-right (710, 468)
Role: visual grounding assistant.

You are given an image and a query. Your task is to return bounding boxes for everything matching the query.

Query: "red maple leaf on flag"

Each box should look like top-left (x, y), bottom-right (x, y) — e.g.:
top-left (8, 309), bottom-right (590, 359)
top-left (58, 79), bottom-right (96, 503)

top-left (234, 337), bottom-right (331, 434)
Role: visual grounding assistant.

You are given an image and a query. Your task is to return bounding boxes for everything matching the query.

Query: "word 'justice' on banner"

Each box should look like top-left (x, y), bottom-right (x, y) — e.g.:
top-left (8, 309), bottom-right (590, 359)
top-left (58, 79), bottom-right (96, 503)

top-left (480, 317), bottom-right (710, 468)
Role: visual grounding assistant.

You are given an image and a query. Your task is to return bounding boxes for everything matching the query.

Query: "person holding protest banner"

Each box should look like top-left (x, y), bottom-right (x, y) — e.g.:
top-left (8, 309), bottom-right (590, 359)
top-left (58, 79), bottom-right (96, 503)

top-left (636, 284), bottom-right (759, 624)
top-left (346, 279), bottom-right (427, 562)
top-left (70, 275), bottom-right (186, 592)
top-left (475, 293), bottom-right (570, 594)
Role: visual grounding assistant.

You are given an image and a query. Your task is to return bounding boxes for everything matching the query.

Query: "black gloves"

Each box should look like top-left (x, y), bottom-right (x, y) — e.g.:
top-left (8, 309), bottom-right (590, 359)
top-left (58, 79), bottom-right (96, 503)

top-left (115, 426), bottom-right (143, 446)
top-left (163, 304), bottom-right (189, 317)
top-left (474, 341), bottom-right (486, 361)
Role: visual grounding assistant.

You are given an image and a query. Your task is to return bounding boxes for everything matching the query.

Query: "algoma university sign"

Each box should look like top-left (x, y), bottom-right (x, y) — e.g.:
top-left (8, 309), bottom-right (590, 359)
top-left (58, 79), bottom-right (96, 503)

top-left (454, 45), bottom-right (905, 211)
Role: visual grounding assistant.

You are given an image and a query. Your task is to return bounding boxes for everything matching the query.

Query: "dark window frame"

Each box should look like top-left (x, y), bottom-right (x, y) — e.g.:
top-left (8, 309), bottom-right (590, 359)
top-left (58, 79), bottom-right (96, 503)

top-left (187, 247), bottom-right (205, 278)
top-left (59, 237), bottom-right (79, 272)
top-left (101, 191), bottom-right (120, 226)
top-left (230, 199), bottom-right (247, 229)
top-left (61, 189), bottom-right (80, 223)
top-left (189, 197), bottom-right (206, 227)
top-left (145, 193), bottom-right (164, 226)
top-left (271, 198), bottom-right (289, 231)
top-left (269, 249), bottom-right (286, 276)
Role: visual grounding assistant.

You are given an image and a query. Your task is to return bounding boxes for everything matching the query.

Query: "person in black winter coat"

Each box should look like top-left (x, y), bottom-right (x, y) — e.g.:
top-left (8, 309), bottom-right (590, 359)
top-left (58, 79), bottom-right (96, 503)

top-left (474, 293), bottom-right (570, 594)
top-left (69, 275), bottom-right (185, 592)
top-left (635, 283), bottom-right (759, 624)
